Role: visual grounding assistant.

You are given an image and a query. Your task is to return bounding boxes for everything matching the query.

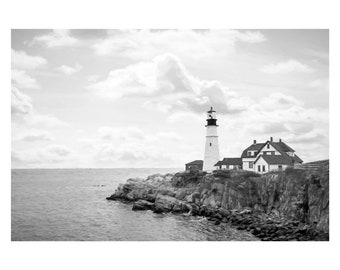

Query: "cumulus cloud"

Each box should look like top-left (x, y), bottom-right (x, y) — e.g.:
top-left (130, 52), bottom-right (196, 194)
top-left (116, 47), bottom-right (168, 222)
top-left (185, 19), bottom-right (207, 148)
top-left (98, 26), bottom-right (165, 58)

top-left (217, 90), bottom-right (329, 161)
top-left (56, 63), bottom-right (82, 75)
top-left (261, 59), bottom-right (314, 74)
top-left (89, 53), bottom-right (250, 114)
top-left (12, 69), bottom-right (40, 89)
top-left (32, 29), bottom-right (79, 47)
top-left (11, 87), bottom-right (68, 127)
top-left (11, 49), bottom-right (47, 70)
top-left (92, 29), bottom-right (266, 60)
top-left (11, 87), bottom-right (33, 116)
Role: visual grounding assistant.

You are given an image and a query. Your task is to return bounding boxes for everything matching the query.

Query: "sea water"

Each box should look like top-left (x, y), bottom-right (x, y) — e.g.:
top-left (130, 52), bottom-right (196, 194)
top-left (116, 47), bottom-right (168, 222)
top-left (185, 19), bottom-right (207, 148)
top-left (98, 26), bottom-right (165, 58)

top-left (11, 168), bottom-right (257, 241)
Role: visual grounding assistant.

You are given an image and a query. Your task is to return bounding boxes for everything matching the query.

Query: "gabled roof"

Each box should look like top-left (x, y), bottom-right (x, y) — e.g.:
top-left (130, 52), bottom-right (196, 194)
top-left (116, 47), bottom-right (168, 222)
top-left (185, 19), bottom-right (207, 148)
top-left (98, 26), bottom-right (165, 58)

top-left (271, 141), bottom-right (295, 152)
top-left (242, 140), bottom-right (296, 159)
top-left (254, 154), bottom-right (294, 165)
top-left (292, 154), bottom-right (303, 163)
top-left (254, 153), bottom-right (303, 165)
top-left (241, 143), bottom-right (265, 158)
top-left (214, 158), bottom-right (242, 166)
top-left (186, 160), bottom-right (203, 165)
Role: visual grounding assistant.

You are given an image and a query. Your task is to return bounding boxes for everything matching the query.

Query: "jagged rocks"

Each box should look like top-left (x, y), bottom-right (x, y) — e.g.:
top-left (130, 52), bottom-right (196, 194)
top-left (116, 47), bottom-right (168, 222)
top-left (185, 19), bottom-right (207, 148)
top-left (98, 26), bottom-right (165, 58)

top-left (106, 161), bottom-right (329, 240)
top-left (132, 200), bottom-right (155, 211)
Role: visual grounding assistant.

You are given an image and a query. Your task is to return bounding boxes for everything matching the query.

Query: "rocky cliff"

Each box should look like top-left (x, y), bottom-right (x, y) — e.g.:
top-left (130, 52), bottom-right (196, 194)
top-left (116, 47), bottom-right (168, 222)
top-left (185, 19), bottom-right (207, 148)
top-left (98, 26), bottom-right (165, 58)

top-left (107, 160), bottom-right (329, 241)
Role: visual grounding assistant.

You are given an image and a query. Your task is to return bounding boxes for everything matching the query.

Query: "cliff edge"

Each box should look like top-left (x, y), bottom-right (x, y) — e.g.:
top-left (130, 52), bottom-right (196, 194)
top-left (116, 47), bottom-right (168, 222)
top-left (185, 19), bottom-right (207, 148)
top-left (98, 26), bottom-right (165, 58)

top-left (106, 160), bottom-right (329, 241)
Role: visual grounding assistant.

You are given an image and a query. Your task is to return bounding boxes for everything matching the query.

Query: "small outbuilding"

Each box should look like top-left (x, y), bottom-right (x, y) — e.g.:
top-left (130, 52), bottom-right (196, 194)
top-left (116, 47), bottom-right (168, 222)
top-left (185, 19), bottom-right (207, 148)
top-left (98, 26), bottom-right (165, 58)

top-left (185, 160), bottom-right (203, 171)
top-left (214, 158), bottom-right (242, 170)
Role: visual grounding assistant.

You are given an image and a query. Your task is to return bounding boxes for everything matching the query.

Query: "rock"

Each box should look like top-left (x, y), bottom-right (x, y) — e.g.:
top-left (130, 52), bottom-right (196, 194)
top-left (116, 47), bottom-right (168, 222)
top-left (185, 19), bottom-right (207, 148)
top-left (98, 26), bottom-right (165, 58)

top-left (218, 208), bottom-right (230, 217)
top-left (212, 213), bottom-right (223, 220)
top-left (153, 205), bottom-right (166, 214)
top-left (214, 220), bottom-right (221, 225)
top-left (154, 195), bottom-right (179, 213)
top-left (132, 200), bottom-right (154, 211)
top-left (105, 160), bottom-right (329, 240)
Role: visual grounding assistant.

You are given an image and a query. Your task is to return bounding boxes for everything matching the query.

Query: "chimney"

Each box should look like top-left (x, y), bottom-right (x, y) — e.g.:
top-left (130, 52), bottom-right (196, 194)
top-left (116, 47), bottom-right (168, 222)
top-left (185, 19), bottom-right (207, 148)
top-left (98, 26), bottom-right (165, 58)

top-left (270, 137), bottom-right (273, 142)
top-left (279, 138), bottom-right (282, 142)
top-left (253, 140), bottom-right (257, 144)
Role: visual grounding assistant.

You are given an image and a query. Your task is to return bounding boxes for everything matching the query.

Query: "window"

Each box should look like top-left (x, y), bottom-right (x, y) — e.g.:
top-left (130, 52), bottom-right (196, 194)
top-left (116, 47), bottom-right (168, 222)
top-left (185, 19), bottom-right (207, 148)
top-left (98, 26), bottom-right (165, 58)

top-left (247, 151), bottom-right (252, 156)
top-left (267, 144), bottom-right (270, 149)
top-left (262, 165), bottom-right (265, 172)
top-left (249, 162), bottom-right (253, 169)
top-left (210, 143), bottom-right (212, 146)
top-left (278, 165), bottom-right (283, 170)
top-left (258, 165), bottom-right (261, 172)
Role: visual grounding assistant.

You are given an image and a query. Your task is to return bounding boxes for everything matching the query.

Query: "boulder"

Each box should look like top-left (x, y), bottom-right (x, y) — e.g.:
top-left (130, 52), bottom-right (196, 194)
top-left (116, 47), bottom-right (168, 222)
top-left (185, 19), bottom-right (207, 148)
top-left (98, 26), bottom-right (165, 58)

top-left (132, 200), bottom-right (154, 211)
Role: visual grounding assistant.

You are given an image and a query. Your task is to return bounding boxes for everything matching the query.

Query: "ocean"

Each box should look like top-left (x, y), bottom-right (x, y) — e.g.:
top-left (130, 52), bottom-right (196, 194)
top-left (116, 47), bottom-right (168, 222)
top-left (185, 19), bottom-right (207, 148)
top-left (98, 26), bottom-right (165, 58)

top-left (11, 168), bottom-right (257, 241)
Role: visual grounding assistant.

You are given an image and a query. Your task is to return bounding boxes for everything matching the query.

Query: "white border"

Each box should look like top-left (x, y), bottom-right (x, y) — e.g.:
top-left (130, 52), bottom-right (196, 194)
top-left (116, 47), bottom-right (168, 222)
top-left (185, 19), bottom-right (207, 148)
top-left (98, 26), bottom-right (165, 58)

top-left (1, 1), bottom-right (339, 270)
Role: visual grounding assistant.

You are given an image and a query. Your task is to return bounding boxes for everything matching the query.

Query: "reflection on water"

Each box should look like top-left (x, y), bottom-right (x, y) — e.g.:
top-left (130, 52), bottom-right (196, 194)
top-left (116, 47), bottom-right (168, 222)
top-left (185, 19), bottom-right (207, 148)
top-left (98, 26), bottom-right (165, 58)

top-left (12, 169), bottom-right (257, 241)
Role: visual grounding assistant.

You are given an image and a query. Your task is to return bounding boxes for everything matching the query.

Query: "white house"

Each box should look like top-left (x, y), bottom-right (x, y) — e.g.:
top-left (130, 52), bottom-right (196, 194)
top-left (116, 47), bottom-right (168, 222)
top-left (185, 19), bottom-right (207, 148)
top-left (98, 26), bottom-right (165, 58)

top-left (185, 106), bottom-right (304, 174)
top-left (241, 137), bottom-right (303, 174)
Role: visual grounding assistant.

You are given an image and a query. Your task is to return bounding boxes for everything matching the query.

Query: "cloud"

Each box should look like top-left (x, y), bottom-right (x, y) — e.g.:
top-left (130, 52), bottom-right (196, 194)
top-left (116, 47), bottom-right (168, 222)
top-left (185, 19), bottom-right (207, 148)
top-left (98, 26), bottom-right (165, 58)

top-left (11, 87), bottom-right (33, 116)
top-left (24, 114), bottom-right (69, 127)
top-left (89, 53), bottom-right (250, 114)
top-left (87, 75), bottom-right (100, 82)
top-left (92, 29), bottom-right (266, 60)
top-left (11, 49), bottom-right (47, 70)
top-left (32, 29), bottom-right (79, 47)
top-left (13, 128), bottom-right (54, 142)
top-left (78, 126), bottom-right (184, 167)
top-left (252, 93), bottom-right (302, 111)
top-left (56, 63), bottom-right (82, 75)
top-left (12, 69), bottom-right (40, 89)
top-left (12, 144), bottom-right (73, 166)
top-left (99, 126), bottom-right (146, 141)
top-left (217, 91), bottom-right (329, 161)
top-left (261, 59), bottom-right (314, 74)
top-left (11, 87), bottom-right (69, 127)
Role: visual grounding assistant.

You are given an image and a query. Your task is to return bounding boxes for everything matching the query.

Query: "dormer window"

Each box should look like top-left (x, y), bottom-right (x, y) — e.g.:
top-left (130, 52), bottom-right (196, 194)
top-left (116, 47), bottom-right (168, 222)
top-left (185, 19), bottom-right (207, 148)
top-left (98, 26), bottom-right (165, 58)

top-left (247, 151), bottom-right (252, 156)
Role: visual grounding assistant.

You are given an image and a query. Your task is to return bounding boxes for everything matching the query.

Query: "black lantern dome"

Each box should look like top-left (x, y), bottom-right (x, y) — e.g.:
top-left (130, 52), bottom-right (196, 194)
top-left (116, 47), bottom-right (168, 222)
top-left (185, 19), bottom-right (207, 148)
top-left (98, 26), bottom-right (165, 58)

top-left (206, 107), bottom-right (218, 126)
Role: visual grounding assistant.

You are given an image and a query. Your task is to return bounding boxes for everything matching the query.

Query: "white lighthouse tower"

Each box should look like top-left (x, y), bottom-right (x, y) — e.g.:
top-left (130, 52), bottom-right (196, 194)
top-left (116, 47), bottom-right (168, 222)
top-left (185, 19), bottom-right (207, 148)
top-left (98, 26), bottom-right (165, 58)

top-left (203, 107), bottom-right (220, 171)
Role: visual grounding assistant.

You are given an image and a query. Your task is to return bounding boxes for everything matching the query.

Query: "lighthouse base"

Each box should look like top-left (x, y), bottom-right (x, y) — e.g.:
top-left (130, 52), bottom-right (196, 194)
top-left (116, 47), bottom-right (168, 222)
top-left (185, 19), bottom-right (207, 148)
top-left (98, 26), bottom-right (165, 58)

top-left (203, 135), bottom-right (220, 172)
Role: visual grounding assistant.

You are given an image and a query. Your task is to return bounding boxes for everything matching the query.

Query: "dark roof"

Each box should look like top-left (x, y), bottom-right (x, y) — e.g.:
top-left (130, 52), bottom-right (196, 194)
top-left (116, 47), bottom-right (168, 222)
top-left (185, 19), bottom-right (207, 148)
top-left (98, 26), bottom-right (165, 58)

top-left (215, 158), bottom-right (242, 166)
top-left (214, 161), bottom-right (222, 166)
top-left (271, 141), bottom-right (295, 152)
top-left (292, 154), bottom-right (303, 163)
top-left (241, 143), bottom-right (265, 158)
top-left (254, 153), bottom-right (303, 165)
top-left (242, 140), bottom-right (296, 158)
top-left (255, 154), bottom-right (294, 165)
top-left (186, 160), bottom-right (203, 165)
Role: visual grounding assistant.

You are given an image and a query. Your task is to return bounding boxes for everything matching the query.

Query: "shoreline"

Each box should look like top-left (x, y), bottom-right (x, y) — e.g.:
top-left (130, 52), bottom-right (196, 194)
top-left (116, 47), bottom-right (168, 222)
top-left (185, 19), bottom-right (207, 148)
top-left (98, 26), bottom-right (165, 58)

top-left (107, 160), bottom-right (329, 241)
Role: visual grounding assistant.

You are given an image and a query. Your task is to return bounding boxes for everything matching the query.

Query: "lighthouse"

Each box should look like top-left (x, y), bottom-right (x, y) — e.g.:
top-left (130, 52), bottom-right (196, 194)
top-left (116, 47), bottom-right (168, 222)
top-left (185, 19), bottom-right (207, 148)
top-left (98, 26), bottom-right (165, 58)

top-left (203, 107), bottom-right (220, 171)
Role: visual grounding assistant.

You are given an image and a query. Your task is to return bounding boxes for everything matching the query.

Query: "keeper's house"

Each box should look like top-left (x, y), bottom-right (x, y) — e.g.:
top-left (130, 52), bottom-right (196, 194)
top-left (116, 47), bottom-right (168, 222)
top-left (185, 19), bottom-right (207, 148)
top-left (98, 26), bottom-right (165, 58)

top-left (214, 137), bottom-right (303, 174)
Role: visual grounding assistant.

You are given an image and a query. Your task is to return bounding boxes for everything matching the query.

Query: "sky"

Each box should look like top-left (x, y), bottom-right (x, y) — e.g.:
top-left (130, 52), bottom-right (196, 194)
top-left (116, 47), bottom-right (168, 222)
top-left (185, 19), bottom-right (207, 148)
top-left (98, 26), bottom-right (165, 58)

top-left (11, 29), bottom-right (329, 168)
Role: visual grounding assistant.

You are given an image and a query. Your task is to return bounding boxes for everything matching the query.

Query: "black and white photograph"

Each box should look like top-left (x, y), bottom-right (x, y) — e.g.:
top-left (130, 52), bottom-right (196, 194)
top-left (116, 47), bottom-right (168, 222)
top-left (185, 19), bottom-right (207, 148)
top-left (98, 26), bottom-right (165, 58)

top-left (2, 1), bottom-right (340, 270)
top-left (11, 29), bottom-right (329, 241)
